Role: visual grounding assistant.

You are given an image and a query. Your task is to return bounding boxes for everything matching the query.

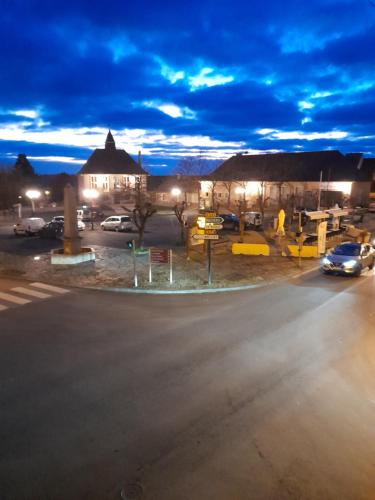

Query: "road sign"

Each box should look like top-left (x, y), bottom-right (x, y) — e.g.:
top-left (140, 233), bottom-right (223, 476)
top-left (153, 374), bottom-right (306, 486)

top-left (192, 234), bottom-right (219, 240)
top-left (205, 223), bottom-right (223, 230)
top-left (206, 217), bottom-right (224, 224)
top-left (150, 248), bottom-right (170, 264)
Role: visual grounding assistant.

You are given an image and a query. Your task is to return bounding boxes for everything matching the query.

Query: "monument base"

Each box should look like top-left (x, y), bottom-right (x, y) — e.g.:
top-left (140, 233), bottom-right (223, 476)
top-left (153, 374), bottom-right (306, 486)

top-left (51, 247), bottom-right (96, 265)
top-left (64, 236), bottom-right (82, 255)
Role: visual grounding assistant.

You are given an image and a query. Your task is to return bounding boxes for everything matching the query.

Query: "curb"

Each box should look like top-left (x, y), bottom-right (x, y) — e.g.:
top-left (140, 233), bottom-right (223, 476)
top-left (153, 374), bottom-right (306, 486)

top-left (0, 264), bottom-right (321, 296)
top-left (86, 265), bottom-right (321, 295)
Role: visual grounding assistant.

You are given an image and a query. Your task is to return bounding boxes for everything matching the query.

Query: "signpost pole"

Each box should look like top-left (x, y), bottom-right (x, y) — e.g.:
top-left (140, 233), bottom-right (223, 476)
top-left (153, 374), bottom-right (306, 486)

top-left (169, 249), bottom-right (173, 284)
top-left (298, 212), bottom-right (302, 269)
top-left (132, 240), bottom-right (138, 288)
top-left (207, 240), bottom-right (212, 285)
top-left (148, 248), bottom-right (152, 283)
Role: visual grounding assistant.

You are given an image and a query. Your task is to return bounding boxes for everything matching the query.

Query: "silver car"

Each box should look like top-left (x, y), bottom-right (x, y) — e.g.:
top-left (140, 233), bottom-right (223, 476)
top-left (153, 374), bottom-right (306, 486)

top-left (100, 215), bottom-right (133, 232)
top-left (321, 242), bottom-right (375, 277)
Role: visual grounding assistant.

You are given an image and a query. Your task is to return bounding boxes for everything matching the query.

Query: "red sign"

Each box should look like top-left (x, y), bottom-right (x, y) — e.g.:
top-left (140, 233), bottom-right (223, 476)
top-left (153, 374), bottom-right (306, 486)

top-left (150, 248), bottom-right (170, 264)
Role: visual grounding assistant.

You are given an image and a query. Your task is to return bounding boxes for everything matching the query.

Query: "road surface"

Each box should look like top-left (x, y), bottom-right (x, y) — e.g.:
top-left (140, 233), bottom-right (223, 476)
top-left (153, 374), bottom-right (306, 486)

top-left (0, 270), bottom-right (375, 499)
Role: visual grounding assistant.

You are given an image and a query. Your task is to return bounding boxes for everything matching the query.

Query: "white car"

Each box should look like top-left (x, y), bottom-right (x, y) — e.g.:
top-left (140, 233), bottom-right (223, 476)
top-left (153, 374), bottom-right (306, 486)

top-left (14, 217), bottom-right (46, 236)
top-left (51, 216), bottom-right (85, 231)
top-left (100, 215), bottom-right (133, 232)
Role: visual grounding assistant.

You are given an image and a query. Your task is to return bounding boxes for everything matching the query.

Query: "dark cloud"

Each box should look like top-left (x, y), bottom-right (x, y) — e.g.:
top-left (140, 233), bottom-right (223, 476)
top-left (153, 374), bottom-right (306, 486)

top-left (0, 0), bottom-right (375, 173)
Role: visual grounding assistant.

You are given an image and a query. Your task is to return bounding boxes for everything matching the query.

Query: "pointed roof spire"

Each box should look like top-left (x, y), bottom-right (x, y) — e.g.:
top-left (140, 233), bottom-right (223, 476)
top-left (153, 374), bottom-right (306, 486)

top-left (105, 129), bottom-right (116, 150)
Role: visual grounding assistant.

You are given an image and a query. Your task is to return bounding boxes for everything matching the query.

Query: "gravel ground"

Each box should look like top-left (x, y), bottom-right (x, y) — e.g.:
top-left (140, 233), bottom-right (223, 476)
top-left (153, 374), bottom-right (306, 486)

top-left (0, 243), bottom-right (319, 290)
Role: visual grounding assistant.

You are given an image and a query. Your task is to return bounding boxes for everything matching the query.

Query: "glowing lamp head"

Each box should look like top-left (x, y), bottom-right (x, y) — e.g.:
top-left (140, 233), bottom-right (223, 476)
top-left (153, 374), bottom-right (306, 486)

top-left (26, 190), bottom-right (41, 200)
top-left (82, 189), bottom-right (99, 200)
top-left (171, 187), bottom-right (182, 197)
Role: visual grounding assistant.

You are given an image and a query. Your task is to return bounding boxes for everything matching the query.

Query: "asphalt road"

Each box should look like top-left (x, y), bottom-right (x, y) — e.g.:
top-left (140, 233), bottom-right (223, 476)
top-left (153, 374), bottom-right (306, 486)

top-left (1, 270), bottom-right (375, 499)
top-left (0, 213), bottom-right (182, 255)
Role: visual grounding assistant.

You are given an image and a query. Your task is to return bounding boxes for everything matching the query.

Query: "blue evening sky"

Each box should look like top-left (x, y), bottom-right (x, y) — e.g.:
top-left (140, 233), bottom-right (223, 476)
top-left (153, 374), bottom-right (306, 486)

top-left (1, 0), bottom-right (375, 174)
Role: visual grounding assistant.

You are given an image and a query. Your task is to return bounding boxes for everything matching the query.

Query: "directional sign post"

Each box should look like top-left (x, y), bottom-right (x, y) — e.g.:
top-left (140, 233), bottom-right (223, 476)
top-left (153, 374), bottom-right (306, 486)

top-left (192, 233), bottom-right (219, 240)
top-left (205, 217), bottom-right (224, 224)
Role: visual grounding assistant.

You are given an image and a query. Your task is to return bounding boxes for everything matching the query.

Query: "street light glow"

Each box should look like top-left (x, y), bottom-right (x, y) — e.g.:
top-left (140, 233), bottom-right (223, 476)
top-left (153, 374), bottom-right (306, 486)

top-left (25, 189), bottom-right (41, 200)
top-left (82, 188), bottom-right (99, 199)
top-left (171, 187), bottom-right (182, 197)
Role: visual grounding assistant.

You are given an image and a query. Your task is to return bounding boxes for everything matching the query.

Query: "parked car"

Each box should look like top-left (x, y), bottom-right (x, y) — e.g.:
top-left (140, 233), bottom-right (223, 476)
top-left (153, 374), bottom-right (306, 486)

top-left (243, 211), bottom-right (262, 229)
top-left (100, 215), bottom-right (133, 232)
top-left (14, 217), bottom-right (46, 236)
top-left (39, 221), bottom-right (64, 239)
top-left (321, 242), bottom-right (375, 277)
top-left (219, 213), bottom-right (240, 231)
top-left (51, 216), bottom-right (85, 231)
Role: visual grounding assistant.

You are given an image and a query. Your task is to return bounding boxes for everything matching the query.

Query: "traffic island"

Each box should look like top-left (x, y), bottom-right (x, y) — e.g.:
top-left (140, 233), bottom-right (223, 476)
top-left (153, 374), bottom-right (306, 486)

top-left (0, 244), bottom-right (320, 293)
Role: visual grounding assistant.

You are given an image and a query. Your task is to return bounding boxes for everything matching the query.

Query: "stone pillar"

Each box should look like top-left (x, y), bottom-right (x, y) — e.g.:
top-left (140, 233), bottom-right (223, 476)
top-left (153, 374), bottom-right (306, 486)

top-left (63, 184), bottom-right (81, 255)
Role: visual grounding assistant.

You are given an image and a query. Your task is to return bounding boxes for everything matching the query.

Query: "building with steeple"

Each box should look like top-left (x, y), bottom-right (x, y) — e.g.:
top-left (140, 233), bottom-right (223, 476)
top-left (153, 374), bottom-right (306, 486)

top-left (78, 131), bottom-right (147, 204)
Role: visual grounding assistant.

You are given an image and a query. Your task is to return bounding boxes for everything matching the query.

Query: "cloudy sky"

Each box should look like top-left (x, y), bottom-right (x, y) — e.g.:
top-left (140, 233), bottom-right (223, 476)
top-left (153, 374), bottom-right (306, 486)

top-left (1, 0), bottom-right (375, 174)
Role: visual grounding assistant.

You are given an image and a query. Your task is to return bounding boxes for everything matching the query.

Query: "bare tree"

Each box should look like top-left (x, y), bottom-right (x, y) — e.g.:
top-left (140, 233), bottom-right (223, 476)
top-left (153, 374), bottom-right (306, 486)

top-left (173, 155), bottom-right (216, 176)
top-left (222, 181), bottom-right (233, 208)
top-left (132, 180), bottom-right (157, 249)
top-left (173, 201), bottom-right (186, 243)
top-left (0, 165), bottom-right (22, 211)
top-left (256, 181), bottom-right (270, 218)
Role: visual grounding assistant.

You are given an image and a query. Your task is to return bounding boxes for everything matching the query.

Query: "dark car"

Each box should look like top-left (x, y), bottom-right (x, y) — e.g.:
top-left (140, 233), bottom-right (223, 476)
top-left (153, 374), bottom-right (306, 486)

top-left (39, 221), bottom-right (64, 239)
top-left (219, 213), bottom-right (240, 231)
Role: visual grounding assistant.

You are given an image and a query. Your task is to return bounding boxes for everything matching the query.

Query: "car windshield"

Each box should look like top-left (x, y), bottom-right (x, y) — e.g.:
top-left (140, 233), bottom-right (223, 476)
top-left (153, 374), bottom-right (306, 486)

top-left (332, 244), bottom-right (360, 256)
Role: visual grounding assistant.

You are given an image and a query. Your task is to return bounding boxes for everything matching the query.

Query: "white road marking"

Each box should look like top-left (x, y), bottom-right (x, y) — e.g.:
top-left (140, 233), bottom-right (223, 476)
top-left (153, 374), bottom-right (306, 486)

top-left (0, 291), bottom-right (31, 305)
top-left (11, 287), bottom-right (51, 299)
top-left (0, 304), bottom-right (9, 311)
top-left (30, 282), bottom-right (69, 294)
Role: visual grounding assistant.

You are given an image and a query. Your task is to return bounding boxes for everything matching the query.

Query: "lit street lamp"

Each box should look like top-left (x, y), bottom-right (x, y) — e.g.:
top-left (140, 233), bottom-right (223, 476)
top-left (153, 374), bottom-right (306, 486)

top-left (171, 187), bottom-right (182, 202)
top-left (82, 189), bottom-right (99, 230)
top-left (26, 189), bottom-right (41, 216)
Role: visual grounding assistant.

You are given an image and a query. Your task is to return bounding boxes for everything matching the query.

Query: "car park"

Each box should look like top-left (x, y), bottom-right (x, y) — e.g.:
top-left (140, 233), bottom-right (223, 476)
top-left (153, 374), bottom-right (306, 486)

top-left (39, 221), bottom-right (64, 239)
top-left (243, 211), bottom-right (262, 229)
top-left (14, 217), bottom-right (46, 236)
top-left (321, 242), bottom-right (375, 277)
top-left (219, 213), bottom-right (240, 231)
top-left (51, 216), bottom-right (85, 231)
top-left (100, 215), bottom-right (133, 232)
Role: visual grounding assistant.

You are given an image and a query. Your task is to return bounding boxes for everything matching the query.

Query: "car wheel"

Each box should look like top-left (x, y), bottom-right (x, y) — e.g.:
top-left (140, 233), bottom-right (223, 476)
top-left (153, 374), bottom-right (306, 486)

top-left (353, 268), bottom-right (362, 277)
top-left (368, 259), bottom-right (374, 270)
top-left (101, 226), bottom-right (106, 230)
top-left (115, 226), bottom-right (119, 232)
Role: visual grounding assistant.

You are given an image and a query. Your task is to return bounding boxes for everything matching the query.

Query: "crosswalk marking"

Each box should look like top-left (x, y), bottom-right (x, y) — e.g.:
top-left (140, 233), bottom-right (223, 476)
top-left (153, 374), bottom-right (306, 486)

top-left (0, 304), bottom-right (8, 311)
top-left (30, 282), bottom-right (69, 294)
top-left (0, 291), bottom-right (31, 305)
top-left (11, 287), bottom-right (51, 299)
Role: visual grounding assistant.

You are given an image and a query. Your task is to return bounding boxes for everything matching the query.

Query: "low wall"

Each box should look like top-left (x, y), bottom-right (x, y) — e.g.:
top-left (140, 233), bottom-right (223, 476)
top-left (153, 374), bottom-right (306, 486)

top-left (232, 243), bottom-right (270, 256)
top-left (232, 243), bottom-right (319, 258)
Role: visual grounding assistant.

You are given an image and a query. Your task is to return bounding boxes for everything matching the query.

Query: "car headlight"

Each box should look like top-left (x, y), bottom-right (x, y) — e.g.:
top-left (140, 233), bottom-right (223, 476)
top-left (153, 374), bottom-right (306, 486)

top-left (343, 260), bottom-right (357, 268)
top-left (322, 257), bottom-right (331, 265)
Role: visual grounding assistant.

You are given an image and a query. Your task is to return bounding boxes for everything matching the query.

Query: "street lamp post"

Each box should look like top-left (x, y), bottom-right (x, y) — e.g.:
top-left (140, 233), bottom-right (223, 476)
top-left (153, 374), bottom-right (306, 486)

top-left (25, 190), bottom-right (41, 216)
top-left (82, 189), bottom-right (99, 230)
